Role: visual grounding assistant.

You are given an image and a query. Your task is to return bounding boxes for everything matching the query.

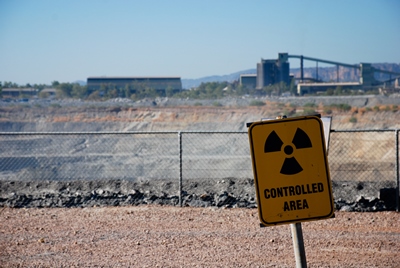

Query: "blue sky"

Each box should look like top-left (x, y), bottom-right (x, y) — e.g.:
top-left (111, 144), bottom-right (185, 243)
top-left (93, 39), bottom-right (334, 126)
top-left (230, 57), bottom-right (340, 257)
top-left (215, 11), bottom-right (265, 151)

top-left (1, 0), bottom-right (399, 85)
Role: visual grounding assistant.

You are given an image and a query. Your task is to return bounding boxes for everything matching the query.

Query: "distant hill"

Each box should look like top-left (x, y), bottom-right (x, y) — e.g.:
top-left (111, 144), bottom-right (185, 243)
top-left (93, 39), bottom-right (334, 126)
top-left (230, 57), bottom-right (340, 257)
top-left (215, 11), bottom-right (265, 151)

top-left (73, 80), bottom-right (87, 86)
top-left (181, 63), bottom-right (400, 89)
top-left (181, 69), bottom-right (255, 89)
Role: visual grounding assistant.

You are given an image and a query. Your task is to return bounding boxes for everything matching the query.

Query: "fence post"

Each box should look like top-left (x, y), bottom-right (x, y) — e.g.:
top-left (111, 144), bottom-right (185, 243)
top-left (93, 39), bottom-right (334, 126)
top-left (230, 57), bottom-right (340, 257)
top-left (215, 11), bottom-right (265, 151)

top-left (178, 131), bottom-right (183, 207)
top-left (396, 130), bottom-right (399, 212)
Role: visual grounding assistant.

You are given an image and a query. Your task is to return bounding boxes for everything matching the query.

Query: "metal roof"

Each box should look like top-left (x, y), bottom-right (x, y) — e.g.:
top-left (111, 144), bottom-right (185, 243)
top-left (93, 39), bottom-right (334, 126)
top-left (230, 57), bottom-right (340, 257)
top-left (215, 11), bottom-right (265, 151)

top-left (87, 76), bottom-right (181, 79)
top-left (2, 88), bottom-right (38, 92)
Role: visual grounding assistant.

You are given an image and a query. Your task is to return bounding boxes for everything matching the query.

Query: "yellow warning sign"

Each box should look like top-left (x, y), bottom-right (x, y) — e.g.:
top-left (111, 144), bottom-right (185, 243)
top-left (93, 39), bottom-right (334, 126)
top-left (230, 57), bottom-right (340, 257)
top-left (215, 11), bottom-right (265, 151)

top-left (248, 115), bottom-right (334, 226)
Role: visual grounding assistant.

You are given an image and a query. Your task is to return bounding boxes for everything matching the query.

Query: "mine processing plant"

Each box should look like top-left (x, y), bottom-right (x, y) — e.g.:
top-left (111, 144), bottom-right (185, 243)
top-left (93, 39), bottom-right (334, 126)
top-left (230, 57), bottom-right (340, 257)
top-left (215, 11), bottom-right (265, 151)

top-left (246, 53), bottom-right (400, 95)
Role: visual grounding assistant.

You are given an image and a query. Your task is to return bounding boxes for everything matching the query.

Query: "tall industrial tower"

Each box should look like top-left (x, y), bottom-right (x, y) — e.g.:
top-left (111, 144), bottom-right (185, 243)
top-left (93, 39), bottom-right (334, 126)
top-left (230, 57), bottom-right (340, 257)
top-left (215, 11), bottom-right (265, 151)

top-left (256, 53), bottom-right (290, 89)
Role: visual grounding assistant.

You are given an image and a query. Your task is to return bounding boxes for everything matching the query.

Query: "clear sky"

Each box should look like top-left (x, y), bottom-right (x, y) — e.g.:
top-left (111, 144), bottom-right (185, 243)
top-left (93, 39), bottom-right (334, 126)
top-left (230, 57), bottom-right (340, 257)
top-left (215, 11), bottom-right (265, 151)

top-left (1, 0), bottom-right (399, 85)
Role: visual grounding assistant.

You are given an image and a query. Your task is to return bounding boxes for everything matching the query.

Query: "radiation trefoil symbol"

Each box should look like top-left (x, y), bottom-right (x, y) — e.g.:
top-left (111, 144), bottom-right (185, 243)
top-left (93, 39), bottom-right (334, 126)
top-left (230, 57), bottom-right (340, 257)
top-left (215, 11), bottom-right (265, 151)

top-left (264, 128), bottom-right (312, 175)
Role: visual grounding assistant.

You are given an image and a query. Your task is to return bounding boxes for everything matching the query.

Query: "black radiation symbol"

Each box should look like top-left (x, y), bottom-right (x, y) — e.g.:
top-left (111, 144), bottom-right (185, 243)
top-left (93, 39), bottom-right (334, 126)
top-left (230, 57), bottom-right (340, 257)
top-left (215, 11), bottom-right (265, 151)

top-left (264, 128), bottom-right (312, 175)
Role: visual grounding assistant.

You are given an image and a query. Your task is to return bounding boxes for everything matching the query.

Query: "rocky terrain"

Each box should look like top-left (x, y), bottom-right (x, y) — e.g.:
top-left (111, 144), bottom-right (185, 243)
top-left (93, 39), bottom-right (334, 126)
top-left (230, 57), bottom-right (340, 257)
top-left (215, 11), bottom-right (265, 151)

top-left (1, 94), bottom-right (400, 211)
top-left (2, 94), bottom-right (400, 132)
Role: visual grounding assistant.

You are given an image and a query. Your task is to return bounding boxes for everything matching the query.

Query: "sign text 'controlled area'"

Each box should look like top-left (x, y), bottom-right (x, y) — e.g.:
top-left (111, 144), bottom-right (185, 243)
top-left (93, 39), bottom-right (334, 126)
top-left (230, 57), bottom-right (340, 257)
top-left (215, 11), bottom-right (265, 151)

top-left (264, 182), bottom-right (324, 211)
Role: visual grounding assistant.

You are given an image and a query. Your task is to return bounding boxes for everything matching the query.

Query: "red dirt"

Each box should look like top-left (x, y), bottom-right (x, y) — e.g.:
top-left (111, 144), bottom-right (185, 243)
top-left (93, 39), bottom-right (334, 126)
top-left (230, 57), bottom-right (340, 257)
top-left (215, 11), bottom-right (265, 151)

top-left (1, 206), bottom-right (399, 267)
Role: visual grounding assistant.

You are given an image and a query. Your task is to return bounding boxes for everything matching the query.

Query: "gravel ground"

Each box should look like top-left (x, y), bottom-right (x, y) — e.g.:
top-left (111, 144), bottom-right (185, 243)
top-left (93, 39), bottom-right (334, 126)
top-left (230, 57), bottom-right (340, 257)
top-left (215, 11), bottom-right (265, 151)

top-left (1, 205), bottom-right (399, 268)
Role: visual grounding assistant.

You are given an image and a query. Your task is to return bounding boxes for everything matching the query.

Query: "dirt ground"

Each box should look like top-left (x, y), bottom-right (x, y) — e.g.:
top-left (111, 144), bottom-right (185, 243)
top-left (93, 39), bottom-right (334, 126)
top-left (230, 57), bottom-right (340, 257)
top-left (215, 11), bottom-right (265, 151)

top-left (1, 205), bottom-right (399, 268)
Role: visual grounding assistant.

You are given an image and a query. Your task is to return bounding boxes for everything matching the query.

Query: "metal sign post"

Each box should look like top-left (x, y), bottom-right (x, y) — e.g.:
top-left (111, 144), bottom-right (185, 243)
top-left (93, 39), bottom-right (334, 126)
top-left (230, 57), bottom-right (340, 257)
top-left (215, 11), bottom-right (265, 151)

top-left (291, 222), bottom-right (307, 268)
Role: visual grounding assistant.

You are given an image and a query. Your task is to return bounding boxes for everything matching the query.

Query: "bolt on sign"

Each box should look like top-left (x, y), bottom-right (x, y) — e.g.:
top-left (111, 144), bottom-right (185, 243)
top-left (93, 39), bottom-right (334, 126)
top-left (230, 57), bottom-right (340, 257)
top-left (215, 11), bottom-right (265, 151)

top-left (248, 115), bottom-right (334, 226)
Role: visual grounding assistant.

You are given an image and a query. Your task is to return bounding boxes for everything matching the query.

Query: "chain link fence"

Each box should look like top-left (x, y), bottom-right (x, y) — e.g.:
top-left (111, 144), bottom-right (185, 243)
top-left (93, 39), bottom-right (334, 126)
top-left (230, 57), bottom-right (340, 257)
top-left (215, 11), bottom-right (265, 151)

top-left (328, 130), bottom-right (399, 210)
top-left (0, 132), bottom-right (179, 181)
top-left (180, 132), bottom-right (254, 208)
top-left (0, 130), bottom-right (399, 210)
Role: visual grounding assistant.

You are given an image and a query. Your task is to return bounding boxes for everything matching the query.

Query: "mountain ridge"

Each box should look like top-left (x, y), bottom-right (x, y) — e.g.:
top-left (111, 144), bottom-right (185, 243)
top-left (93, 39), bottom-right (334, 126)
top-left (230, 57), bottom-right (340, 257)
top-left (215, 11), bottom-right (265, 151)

top-left (181, 63), bottom-right (400, 89)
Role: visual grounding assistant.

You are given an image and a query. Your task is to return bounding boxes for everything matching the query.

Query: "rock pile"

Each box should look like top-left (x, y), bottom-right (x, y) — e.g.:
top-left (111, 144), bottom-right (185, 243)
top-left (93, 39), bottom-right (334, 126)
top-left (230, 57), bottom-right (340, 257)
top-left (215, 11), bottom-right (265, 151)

top-left (0, 180), bottom-right (397, 212)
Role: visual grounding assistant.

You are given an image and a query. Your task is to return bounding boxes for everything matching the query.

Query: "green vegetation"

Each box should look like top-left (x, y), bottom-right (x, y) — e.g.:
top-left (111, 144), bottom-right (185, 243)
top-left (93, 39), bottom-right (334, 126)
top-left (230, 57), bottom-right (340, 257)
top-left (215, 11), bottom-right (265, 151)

top-left (277, 102), bottom-right (285, 108)
top-left (260, 81), bottom-right (292, 97)
top-left (304, 102), bottom-right (316, 107)
top-left (349, 117), bottom-right (357, 123)
top-left (325, 88), bottom-right (334, 96)
top-left (322, 86), bottom-right (380, 96)
top-left (301, 108), bottom-right (316, 115)
top-left (49, 103), bottom-right (62, 108)
top-left (1, 80), bottom-right (288, 101)
top-left (38, 91), bottom-right (50, 99)
top-left (323, 107), bottom-right (333, 115)
top-left (212, 101), bottom-right (223, 107)
top-left (249, 100), bottom-right (265, 106)
top-left (282, 109), bottom-right (296, 117)
top-left (18, 103), bottom-right (30, 108)
top-left (329, 103), bottom-right (352, 112)
top-left (0, 79), bottom-right (394, 117)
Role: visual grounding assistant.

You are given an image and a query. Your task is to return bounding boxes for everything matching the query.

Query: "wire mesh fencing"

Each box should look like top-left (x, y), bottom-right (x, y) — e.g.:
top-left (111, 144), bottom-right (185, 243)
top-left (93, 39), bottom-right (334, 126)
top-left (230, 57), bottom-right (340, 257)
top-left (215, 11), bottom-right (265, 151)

top-left (180, 132), bottom-right (255, 208)
top-left (0, 132), bottom-right (179, 181)
top-left (328, 130), bottom-right (399, 210)
top-left (0, 130), bottom-right (399, 210)
top-left (0, 132), bottom-right (181, 208)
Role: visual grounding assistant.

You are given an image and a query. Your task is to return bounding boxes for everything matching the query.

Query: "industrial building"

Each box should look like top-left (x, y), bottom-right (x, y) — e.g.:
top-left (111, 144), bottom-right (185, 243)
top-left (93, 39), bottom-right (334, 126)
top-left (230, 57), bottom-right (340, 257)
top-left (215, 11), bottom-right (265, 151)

top-left (1, 88), bottom-right (38, 97)
top-left (241, 53), bottom-right (400, 95)
top-left (296, 82), bottom-right (362, 96)
top-left (256, 53), bottom-right (290, 89)
top-left (239, 74), bottom-right (257, 89)
top-left (0, 88), bottom-right (57, 99)
top-left (87, 77), bottom-right (182, 93)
